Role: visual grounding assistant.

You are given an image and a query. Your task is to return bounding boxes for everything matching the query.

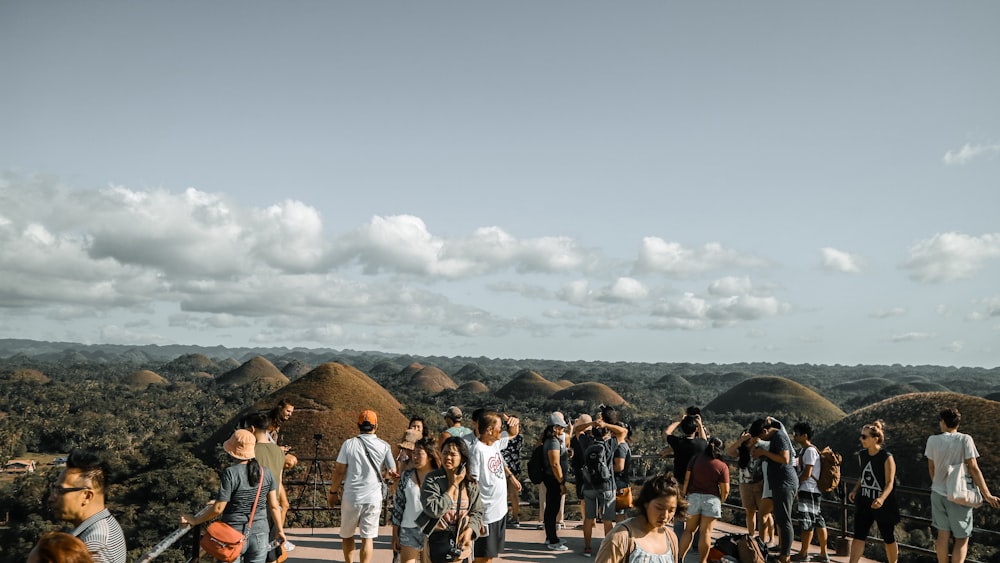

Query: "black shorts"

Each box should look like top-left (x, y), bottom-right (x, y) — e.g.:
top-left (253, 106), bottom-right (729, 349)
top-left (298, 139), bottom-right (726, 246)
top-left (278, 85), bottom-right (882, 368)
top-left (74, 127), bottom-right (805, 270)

top-left (474, 518), bottom-right (506, 558)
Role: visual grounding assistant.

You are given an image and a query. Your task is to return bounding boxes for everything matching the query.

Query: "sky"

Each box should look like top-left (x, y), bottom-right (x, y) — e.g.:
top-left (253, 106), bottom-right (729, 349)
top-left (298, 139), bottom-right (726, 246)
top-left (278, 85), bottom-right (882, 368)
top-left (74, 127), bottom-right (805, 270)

top-left (1, 2), bottom-right (999, 367)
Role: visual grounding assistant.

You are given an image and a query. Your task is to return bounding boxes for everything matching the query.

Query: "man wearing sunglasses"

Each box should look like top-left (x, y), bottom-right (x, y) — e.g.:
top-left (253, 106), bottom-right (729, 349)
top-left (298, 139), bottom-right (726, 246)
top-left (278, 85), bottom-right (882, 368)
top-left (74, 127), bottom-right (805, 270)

top-left (49, 449), bottom-right (126, 563)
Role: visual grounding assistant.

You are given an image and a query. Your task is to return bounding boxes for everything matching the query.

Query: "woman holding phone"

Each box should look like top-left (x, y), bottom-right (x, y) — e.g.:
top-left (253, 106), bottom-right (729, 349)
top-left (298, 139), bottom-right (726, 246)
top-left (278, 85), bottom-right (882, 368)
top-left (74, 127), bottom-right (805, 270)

top-left (418, 437), bottom-right (484, 563)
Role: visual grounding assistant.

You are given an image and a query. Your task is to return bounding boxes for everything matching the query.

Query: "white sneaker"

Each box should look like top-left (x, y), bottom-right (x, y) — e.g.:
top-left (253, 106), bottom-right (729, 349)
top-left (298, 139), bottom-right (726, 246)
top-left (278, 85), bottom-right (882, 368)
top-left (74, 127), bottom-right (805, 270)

top-left (547, 542), bottom-right (569, 551)
top-left (283, 541), bottom-right (296, 552)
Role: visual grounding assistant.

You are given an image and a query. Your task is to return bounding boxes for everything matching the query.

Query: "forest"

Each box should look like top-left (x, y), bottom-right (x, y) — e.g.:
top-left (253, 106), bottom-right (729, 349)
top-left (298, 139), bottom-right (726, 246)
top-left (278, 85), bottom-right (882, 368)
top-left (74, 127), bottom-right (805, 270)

top-left (1, 339), bottom-right (998, 563)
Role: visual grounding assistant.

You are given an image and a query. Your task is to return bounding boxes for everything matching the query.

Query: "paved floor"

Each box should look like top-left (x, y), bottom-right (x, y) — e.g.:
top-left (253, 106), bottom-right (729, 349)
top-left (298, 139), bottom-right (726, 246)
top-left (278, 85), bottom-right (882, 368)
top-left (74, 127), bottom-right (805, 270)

top-left (283, 519), bottom-right (863, 563)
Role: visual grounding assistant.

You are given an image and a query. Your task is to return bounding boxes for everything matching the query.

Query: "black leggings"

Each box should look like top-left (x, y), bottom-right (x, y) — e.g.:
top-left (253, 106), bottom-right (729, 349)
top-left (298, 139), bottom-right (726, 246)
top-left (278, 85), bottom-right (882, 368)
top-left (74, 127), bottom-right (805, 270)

top-left (543, 475), bottom-right (563, 544)
top-left (853, 509), bottom-right (897, 544)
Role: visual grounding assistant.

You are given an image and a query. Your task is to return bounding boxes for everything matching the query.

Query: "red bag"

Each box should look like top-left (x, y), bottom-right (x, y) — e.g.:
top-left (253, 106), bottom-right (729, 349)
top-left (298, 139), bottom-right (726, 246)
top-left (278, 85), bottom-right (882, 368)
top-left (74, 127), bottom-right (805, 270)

top-left (200, 469), bottom-right (265, 562)
top-left (200, 521), bottom-right (246, 562)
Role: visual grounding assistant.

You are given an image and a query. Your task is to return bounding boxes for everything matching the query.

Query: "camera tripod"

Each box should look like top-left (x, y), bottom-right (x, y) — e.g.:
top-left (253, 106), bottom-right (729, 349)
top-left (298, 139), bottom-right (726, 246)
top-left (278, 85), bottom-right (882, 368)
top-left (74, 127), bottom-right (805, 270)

top-left (293, 434), bottom-right (329, 532)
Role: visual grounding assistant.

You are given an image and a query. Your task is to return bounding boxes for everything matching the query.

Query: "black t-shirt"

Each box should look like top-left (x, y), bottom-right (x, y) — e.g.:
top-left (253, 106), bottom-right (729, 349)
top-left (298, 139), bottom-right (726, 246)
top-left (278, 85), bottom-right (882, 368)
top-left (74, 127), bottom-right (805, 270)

top-left (667, 435), bottom-right (708, 485)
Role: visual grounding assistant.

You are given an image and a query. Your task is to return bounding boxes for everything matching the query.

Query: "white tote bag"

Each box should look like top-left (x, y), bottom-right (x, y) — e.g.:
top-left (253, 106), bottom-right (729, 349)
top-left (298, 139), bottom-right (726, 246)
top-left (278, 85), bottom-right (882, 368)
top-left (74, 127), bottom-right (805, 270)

top-left (945, 462), bottom-right (983, 508)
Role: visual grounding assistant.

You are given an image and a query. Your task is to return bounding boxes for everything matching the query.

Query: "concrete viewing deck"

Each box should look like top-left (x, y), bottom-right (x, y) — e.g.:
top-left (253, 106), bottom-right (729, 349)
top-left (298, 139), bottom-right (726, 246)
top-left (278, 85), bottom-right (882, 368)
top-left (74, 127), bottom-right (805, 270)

top-left (282, 518), bottom-right (872, 563)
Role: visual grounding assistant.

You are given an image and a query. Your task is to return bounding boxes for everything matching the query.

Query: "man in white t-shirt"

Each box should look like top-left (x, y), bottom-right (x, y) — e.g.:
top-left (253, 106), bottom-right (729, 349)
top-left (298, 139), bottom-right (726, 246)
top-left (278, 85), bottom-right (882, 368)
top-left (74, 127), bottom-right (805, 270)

top-left (468, 411), bottom-right (520, 563)
top-left (329, 410), bottom-right (397, 563)
top-left (792, 422), bottom-right (829, 563)
top-left (925, 407), bottom-right (999, 563)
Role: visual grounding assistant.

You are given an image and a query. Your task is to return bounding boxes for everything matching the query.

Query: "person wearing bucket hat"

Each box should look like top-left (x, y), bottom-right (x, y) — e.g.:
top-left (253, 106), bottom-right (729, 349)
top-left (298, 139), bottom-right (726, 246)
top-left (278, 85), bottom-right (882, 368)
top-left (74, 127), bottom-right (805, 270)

top-left (329, 409), bottom-right (396, 563)
top-left (396, 429), bottom-right (422, 473)
top-left (181, 429), bottom-right (285, 563)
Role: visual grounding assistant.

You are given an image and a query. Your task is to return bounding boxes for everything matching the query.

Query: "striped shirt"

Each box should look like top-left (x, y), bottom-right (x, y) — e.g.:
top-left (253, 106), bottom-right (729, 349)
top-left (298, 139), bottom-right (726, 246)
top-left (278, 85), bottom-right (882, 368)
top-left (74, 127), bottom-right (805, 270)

top-left (218, 463), bottom-right (276, 535)
top-left (73, 508), bottom-right (127, 563)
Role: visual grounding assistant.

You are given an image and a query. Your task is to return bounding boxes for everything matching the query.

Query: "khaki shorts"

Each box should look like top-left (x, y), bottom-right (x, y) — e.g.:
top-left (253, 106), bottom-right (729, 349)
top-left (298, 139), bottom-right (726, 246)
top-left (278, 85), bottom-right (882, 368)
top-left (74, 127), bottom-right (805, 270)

top-left (740, 481), bottom-right (765, 512)
top-left (340, 501), bottom-right (381, 539)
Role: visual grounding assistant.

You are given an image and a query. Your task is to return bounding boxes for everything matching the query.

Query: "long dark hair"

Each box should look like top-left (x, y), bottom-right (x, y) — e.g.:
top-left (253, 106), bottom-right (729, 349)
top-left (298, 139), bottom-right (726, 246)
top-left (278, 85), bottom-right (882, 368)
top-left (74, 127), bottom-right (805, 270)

top-left (247, 459), bottom-right (262, 486)
top-left (440, 436), bottom-right (475, 484)
top-left (414, 438), bottom-right (442, 470)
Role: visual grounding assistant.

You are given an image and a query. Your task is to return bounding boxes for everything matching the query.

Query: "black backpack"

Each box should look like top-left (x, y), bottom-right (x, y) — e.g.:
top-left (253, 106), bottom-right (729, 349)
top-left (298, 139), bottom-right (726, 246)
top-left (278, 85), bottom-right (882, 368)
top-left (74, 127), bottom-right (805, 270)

top-left (526, 444), bottom-right (545, 485)
top-left (581, 441), bottom-right (611, 488)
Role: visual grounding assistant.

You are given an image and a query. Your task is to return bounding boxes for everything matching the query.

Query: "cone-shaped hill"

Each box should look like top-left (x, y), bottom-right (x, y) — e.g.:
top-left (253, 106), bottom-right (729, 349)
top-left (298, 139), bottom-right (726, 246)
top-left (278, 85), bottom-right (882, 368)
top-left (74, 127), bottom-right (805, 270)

top-left (454, 363), bottom-right (489, 382)
top-left (127, 369), bottom-right (168, 389)
top-left (556, 380), bottom-right (574, 389)
top-left (161, 353), bottom-right (217, 375)
top-left (407, 365), bottom-right (458, 394)
top-left (655, 373), bottom-right (695, 392)
top-left (815, 392), bottom-right (1000, 488)
top-left (457, 381), bottom-right (490, 394)
top-left (215, 356), bottom-right (290, 387)
top-left (549, 382), bottom-right (626, 406)
top-left (280, 359), bottom-right (313, 380)
top-left (200, 362), bottom-right (409, 460)
top-left (8, 368), bottom-right (50, 383)
top-left (495, 370), bottom-right (563, 400)
top-left (705, 376), bottom-right (845, 425)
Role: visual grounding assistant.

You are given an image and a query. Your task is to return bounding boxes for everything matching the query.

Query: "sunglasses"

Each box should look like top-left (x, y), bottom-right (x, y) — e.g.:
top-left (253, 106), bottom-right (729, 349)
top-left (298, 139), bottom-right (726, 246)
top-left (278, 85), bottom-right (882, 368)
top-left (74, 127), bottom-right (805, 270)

top-left (51, 486), bottom-right (91, 495)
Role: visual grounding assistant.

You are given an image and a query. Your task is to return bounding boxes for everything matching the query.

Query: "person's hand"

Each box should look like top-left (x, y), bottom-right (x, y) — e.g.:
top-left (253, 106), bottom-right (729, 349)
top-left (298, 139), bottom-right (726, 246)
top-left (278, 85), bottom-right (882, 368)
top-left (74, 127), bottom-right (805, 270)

top-left (986, 494), bottom-right (1000, 509)
top-left (327, 489), bottom-right (341, 508)
top-left (510, 475), bottom-right (522, 492)
top-left (179, 514), bottom-right (195, 527)
top-left (450, 463), bottom-right (467, 486)
top-left (847, 489), bottom-right (856, 503)
top-left (458, 527), bottom-right (474, 550)
top-left (275, 529), bottom-right (286, 545)
top-left (507, 416), bottom-right (520, 428)
top-left (392, 534), bottom-right (401, 552)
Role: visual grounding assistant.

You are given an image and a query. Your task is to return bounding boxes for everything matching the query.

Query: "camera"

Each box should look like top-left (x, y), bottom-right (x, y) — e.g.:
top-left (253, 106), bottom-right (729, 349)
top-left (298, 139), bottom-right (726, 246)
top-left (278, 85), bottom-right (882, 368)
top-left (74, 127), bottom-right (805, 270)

top-left (314, 433), bottom-right (324, 441)
top-left (443, 538), bottom-right (463, 562)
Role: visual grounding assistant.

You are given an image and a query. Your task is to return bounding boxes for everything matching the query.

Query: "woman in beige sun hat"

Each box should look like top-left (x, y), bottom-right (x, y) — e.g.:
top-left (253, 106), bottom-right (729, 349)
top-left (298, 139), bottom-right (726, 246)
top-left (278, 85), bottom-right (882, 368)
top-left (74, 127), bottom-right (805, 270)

top-left (180, 429), bottom-right (286, 563)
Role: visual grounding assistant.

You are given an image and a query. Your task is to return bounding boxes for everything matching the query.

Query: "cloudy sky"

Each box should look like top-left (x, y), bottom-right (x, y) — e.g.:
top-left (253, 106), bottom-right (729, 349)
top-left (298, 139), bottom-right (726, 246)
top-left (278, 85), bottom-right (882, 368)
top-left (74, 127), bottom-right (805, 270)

top-left (2, 3), bottom-right (998, 367)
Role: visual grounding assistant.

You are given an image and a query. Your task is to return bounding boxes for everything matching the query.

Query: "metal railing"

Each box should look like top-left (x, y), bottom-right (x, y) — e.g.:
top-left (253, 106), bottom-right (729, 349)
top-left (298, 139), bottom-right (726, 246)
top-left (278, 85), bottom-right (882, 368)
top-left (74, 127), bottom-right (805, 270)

top-left (720, 476), bottom-right (999, 563)
top-left (136, 505), bottom-right (213, 563)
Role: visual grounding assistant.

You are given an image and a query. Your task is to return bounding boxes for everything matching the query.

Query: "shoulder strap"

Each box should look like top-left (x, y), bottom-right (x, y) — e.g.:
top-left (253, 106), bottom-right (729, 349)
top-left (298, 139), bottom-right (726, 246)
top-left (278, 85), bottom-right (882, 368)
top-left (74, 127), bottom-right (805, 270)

top-left (245, 464), bottom-right (266, 532)
top-left (624, 521), bottom-right (635, 559)
top-left (359, 437), bottom-right (384, 476)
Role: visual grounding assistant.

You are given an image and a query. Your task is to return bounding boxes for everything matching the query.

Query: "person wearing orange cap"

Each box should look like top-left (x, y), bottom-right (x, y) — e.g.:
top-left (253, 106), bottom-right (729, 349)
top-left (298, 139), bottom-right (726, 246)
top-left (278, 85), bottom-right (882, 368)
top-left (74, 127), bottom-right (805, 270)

top-left (329, 410), bottom-right (397, 563)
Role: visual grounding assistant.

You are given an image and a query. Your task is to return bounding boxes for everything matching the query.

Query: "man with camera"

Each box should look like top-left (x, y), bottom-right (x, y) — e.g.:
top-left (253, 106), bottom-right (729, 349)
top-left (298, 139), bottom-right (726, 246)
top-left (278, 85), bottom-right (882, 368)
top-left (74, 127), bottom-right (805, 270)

top-left (573, 409), bottom-right (628, 556)
top-left (329, 410), bottom-right (397, 563)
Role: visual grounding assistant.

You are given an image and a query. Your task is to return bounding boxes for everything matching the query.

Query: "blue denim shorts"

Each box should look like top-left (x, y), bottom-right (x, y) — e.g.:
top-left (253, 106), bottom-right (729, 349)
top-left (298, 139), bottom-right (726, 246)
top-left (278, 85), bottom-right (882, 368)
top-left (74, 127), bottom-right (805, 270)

top-left (398, 525), bottom-right (427, 549)
top-left (687, 493), bottom-right (722, 518)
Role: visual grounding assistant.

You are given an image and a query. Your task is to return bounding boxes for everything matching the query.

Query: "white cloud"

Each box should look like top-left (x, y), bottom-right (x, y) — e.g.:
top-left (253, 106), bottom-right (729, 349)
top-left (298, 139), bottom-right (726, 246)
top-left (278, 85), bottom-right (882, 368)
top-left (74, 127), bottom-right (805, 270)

top-left (869, 307), bottom-right (907, 319)
top-left (333, 216), bottom-right (598, 278)
top-left (942, 341), bottom-right (964, 352)
top-left (967, 296), bottom-right (1000, 321)
top-left (602, 277), bottom-right (648, 302)
top-left (633, 237), bottom-right (769, 276)
top-left (708, 275), bottom-right (753, 297)
top-left (707, 295), bottom-right (791, 323)
top-left (943, 142), bottom-right (1000, 165)
top-left (903, 232), bottom-right (1000, 283)
top-left (820, 247), bottom-right (863, 273)
top-left (890, 332), bottom-right (933, 342)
